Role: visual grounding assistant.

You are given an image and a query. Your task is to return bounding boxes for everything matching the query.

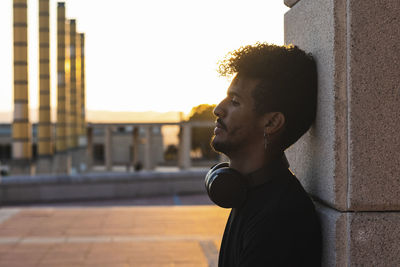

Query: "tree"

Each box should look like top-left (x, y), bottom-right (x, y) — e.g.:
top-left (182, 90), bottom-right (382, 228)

top-left (164, 144), bottom-right (178, 161)
top-left (188, 104), bottom-right (216, 121)
top-left (187, 104), bottom-right (218, 160)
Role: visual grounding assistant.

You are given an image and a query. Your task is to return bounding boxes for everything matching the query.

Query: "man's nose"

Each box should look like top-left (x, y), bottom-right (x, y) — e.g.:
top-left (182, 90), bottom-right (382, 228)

top-left (213, 99), bottom-right (226, 118)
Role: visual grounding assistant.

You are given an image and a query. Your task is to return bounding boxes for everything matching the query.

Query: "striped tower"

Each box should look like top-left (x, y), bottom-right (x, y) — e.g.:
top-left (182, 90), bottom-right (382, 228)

top-left (36, 0), bottom-right (52, 173)
top-left (80, 33), bottom-right (86, 143)
top-left (69, 20), bottom-right (80, 173)
top-left (64, 20), bottom-right (71, 151)
top-left (75, 33), bottom-right (82, 148)
top-left (55, 2), bottom-right (66, 153)
top-left (12, 0), bottom-right (32, 175)
top-left (72, 29), bottom-right (82, 172)
top-left (80, 33), bottom-right (89, 171)
top-left (53, 2), bottom-right (70, 173)
top-left (68, 20), bottom-right (77, 150)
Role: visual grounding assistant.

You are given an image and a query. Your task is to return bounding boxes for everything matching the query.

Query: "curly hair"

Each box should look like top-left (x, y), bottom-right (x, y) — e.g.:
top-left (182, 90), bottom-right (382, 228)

top-left (218, 43), bottom-right (317, 149)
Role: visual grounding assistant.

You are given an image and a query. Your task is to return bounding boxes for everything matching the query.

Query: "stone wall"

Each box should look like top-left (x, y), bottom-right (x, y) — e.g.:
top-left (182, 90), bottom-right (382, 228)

top-left (284, 0), bottom-right (400, 265)
top-left (0, 170), bottom-right (207, 204)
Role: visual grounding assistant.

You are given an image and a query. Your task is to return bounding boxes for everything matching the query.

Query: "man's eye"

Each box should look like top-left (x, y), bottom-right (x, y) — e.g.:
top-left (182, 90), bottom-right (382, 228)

top-left (230, 99), bottom-right (240, 106)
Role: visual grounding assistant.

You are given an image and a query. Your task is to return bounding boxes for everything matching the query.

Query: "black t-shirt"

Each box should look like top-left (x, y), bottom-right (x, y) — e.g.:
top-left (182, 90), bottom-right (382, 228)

top-left (218, 164), bottom-right (321, 267)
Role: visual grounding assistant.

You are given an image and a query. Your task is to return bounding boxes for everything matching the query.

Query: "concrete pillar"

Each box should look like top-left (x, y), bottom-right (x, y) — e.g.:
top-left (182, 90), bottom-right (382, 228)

top-left (76, 33), bottom-right (87, 148)
top-left (70, 26), bottom-right (87, 173)
top-left (63, 31), bottom-right (87, 173)
top-left (55, 2), bottom-right (66, 154)
top-left (104, 126), bottom-right (112, 171)
top-left (151, 126), bottom-right (165, 165)
top-left (64, 20), bottom-right (72, 151)
top-left (143, 126), bottom-right (153, 170)
top-left (284, 0), bottom-right (400, 265)
top-left (132, 127), bottom-right (139, 170)
top-left (86, 126), bottom-right (93, 171)
top-left (76, 33), bottom-right (88, 171)
top-left (11, 0), bottom-right (32, 175)
top-left (68, 20), bottom-right (78, 149)
top-left (79, 33), bottom-right (86, 145)
top-left (54, 2), bottom-right (70, 174)
top-left (36, 0), bottom-right (52, 174)
top-left (178, 122), bottom-right (191, 170)
top-left (75, 33), bottom-right (82, 147)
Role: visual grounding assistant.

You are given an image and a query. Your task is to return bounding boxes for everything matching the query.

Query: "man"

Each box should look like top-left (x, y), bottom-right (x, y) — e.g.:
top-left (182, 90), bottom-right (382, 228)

top-left (210, 43), bottom-right (321, 266)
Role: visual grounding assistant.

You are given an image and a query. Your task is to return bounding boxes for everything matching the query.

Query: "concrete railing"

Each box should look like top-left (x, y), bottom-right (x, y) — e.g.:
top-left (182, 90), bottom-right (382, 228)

top-left (0, 170), bottom-right (208, 205)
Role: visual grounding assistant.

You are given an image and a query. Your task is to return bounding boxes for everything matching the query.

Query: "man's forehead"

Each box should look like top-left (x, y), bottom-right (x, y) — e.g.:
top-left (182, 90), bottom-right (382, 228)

top-left (228, 75), bottom-right (261, 95)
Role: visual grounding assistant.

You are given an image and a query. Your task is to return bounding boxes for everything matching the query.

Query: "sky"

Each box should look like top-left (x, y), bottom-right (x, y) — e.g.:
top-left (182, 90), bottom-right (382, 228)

top-left (0, 0), bottom-right (289, 116)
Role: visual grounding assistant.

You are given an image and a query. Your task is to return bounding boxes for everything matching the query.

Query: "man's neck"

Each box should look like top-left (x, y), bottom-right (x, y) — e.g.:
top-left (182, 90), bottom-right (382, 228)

top-left (229, 147), bottom-right (283, 175)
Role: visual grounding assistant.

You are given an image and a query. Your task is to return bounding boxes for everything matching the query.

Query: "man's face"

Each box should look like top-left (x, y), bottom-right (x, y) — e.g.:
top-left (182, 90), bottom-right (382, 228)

top-left (211, 75), bottom-right (265, 156)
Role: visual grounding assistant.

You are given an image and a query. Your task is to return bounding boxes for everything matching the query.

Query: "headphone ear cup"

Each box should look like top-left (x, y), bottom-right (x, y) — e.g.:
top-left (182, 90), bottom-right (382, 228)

top-left (205, 162), bottom-right (229, 196)
top-left (205, 163), bottom-right (247, 208)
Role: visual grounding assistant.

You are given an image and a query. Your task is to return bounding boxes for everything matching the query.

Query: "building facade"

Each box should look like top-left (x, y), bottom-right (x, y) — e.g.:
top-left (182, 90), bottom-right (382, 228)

top-left (0, 123), bottom-right (165, 170)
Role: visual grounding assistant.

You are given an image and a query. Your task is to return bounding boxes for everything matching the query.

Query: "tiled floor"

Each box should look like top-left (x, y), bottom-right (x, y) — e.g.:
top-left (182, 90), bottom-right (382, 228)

top-left (0, 198), bottom-right (229, 266)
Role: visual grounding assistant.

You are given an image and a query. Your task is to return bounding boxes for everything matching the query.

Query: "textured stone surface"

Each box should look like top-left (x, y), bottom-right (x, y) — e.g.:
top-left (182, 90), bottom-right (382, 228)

top-left (317, 204), bottom-right (400, 266)
top-left (285, 0), bottom-right (400, 211)
top-left (348, 212), bottom-right (400, 266)
top-left (286, 0), bottom-right (400, 265)
top-left (0, 170), bottom-right (208, 204)
top-left (3, 186), bottom-right (40, 202)
top-left (346, 0), bottom-right (400, 210)
top-left (316, 204), bottom-right (348, 266)
top-left (285, 0), bottom-right (348, 210)
top-left (40, 184), bottom-right (115, 201)
top-left (284, 0), bottom-right (300, 8)
top-left (315, 204), bottom-right (345, 267)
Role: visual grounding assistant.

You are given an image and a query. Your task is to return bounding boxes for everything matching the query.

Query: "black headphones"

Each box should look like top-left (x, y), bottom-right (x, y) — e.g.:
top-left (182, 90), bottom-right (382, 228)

top-left (205, 155), bottom-right (289, 209)
top-left (205, 162), bottom-right (247, 209)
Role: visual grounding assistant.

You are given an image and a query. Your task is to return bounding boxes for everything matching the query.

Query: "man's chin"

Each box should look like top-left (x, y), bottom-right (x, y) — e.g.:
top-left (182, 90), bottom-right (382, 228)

top-left (211, 135), bottom-right (230, 154)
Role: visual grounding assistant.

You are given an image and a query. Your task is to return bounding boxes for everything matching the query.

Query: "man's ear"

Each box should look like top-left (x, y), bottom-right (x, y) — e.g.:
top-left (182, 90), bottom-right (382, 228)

top-left (264, 112), bottom-right (285, 135)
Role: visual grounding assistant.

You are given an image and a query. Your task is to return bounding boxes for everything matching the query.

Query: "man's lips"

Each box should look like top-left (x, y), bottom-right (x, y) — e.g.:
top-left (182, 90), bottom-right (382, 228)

top-left (214, 119), bottom-right (227, 135)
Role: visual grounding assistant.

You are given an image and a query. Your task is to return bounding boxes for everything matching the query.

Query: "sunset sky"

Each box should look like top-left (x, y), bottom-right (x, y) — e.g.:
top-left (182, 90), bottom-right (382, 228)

top-left (0, 0), bottom-right (288, 118)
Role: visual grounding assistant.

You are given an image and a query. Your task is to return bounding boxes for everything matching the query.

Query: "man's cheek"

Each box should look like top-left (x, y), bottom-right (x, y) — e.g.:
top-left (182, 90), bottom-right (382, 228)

top-left (228, 126), bottom-right (241, 137)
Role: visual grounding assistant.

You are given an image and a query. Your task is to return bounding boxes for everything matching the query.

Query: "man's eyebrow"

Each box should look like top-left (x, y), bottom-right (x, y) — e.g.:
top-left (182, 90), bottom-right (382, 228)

top-left (227, 91), bottom-right (242, 98)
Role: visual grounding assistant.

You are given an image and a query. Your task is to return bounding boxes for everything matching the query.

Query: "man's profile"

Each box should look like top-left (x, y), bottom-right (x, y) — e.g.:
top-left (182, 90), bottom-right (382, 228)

top-left (206, 43), bottom-right (321, 266)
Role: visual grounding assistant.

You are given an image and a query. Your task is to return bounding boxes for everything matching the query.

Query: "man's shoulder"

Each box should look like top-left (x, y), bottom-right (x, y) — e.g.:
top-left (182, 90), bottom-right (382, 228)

top-left (281, 170), bottom-right (316, 209)
top-left (250, 169), bottom-right (312, 203)
top-left (240, 169), bottom-right (321, 244)
top-left (226, 170), bottom-right (321, 267)
top-left (244, 169), bottom-right (317, 221)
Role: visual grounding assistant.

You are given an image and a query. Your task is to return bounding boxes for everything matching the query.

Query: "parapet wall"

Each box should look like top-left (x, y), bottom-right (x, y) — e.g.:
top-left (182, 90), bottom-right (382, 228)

top-left (0, 171), bottom-right (207, 205)
top-left (284, 0), bottom-right (400, 265)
